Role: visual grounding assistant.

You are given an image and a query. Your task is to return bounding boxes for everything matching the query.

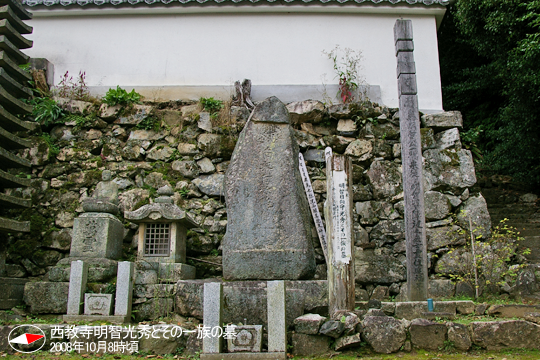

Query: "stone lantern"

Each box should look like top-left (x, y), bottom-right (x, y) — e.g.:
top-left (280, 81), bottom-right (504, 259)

top-left (124, 185), bottom-right (197, 281)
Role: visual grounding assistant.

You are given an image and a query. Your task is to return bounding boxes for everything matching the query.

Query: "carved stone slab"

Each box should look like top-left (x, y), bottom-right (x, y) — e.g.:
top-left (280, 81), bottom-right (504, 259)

top-left (84, 293), bottom-right (113, 316)
top-left (222, 96), bottom-right (316, 280)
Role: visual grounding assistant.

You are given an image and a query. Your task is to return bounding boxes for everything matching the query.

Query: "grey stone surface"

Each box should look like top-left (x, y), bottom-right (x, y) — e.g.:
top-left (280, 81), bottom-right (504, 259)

top-left (115, 261), bottom-right (135, 317)
top-left (424, 191), bottom-right (452, 221)
top-left (427, 225), bottom-right (466, 251)
top-left (421, 111), bottom-right (463, 131)
top-left (53, 257), bottom-right (118, 282)
top-left (319, 320), bottom-right (344, 338)
top-left (82, 170), bottom-right (119, 213)
top-left (355, 248), bottom-right (406, 284)
top-left (294, 313), bottom-right (326, 335)
top-left (172, 160), bottom-right (200, 179)
top-left (335, 333), bottom-right (362, 351)
top-left (197, 157), bottom-right (216, 174)
top-left (410, 318), bottom-right (447, 350)
top-left (158, 262), bottom-right (196, 282)
top-left (223, 96), bottom-right (316, 280)
top-left (198, 112), bottom-right (213, 132)
top-left (435, 128), bottom-right (462, 150)
top-left (394, 301), bottom-right (457, 320)
top-left (135, 269), bottom-right (158, 285)
top-left (84, 293), bottom-right (113, 316)
top-left (457, 194), bottom-right (491, 239)
top-left (455, 300), bottom-right (475, 315)
top-left (291, 333), bottom-right (330, 356)
top-left (362, 316), bottom-right (406, 354)
top-left (447, 322), bottom-right (471, 351)
top-left (345, 139), bottom-right (372, 161)
top-left (428, 279), bottom-right (455, 299)
top-left (192, 174), bottom-right (225, 197)
top-left (423, 149), bottom-right (477, 192)
top-left (70, 213), bottom-right (124, 259)
top-left (486, 304), bottom-right (540, 318)
top-left (66, 260), bottom-right (88, 315)
top-left (366, 160), bottom-right (402, 200)
top-left (23, 282), bottom-right (69, 314)
top-left (470, 320), bottom-right (540, 350)
top-left (203, 282), bottom-right (222, 353)
top-left (228, 325), bottom-right (263, 352)
top-left (286, 100), bottom-right (325, 124)
top-left (267, 280), bottom-right (286, 353)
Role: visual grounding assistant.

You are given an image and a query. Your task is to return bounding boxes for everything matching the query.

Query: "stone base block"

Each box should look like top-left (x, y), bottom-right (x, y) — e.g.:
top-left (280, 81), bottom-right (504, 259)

top-left (23, 282), bottom-right (69, 314)
top-left (159, 263), bottom-right (196, 282)
top-left (292, 333), bottom-right (330, 356)
top-left (421, 312), bottom-right (455, 320)
top-left (70, 213), bottom-right (124, 259)
top-left (175, 280), bottom-right (328, 327)
top-left (201, 353), bottom-right (286, 360)
top-left (50, 258), bottom-right (118, 282)
top-left (0, 278), bottom-right (28, 309)
top-left (63, 315), bottom-right (131, 323)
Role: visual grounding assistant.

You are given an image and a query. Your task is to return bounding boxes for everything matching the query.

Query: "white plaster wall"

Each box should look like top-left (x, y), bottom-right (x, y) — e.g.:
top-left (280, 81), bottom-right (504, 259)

top-left (24, 9), bottom-right (443, 110)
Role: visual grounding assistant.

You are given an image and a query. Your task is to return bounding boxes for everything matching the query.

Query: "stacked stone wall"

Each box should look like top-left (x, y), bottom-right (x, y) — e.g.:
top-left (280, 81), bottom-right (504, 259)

top-left (1, 97), bottom-right (500, 303)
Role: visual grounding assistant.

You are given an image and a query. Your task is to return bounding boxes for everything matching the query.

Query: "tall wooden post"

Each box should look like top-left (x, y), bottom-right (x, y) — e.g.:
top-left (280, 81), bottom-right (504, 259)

top-left (394, 19), bottom-right (428, 301)
top-left (325, 149), bottom-right (355, 316)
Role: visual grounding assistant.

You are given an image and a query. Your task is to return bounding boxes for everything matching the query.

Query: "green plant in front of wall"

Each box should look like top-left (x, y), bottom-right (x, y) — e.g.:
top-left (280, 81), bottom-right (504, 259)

top-left (199, 97), bottom-right (223, 115)
top-left (439, 216), bottom-right (529, 297)
top-left (323, 45), bottom-right (364, 104)
top-left (29, 97), bottom-right (64, 127)
top-left (103, 86), bottom-right (142, 106)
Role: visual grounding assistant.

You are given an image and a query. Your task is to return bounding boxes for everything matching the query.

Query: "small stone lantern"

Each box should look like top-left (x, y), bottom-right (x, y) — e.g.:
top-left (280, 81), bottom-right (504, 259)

top-left (124, 185), bottom-right (197, 281)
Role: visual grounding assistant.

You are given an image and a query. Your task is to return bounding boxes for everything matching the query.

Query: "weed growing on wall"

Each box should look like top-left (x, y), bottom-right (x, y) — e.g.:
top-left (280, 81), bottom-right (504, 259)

top-left (323, 45), bottom-right (365, 104)
top-left (199, 97), bottom-right (223, 114)
top-left (28, 97), bottom-right (64, 127)
top-left (56, 71), bottom-right (91, 101)
top-left (103, 86), bottom-right (142, 106)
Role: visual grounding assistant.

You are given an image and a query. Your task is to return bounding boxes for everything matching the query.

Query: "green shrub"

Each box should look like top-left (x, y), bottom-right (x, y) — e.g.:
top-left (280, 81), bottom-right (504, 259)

top-left (103, 86), bottom-right (141, 106)
top-left (200, 97), bottom-right (223, 114)
top-left (30, 97), bottom-right (64, 126)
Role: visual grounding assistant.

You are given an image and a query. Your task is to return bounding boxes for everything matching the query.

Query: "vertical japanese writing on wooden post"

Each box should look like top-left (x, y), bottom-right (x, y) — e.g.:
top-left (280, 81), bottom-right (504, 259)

top-left (325, 149), bottom-right (355, 316)
top-left (394, 19), bottom-right (428, 301)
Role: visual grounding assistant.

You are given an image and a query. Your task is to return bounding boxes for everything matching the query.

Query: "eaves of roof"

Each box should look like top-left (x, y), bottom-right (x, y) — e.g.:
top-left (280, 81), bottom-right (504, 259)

top-left (23, 0), bottom-right (449, 8)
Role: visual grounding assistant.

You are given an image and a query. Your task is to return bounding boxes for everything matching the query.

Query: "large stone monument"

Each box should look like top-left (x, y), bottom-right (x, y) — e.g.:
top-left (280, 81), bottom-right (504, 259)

top-left (222, 96), bottom-right (316, 280)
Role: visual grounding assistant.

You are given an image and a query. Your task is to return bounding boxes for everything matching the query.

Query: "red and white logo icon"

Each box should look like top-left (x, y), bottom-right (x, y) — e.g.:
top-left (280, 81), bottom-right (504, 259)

top-left (8, 325), bottom-right (46, 353)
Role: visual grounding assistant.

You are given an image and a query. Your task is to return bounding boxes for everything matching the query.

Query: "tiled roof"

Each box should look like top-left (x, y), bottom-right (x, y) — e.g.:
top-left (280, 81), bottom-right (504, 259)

top-left (23, 0), bottom-right (449, 7)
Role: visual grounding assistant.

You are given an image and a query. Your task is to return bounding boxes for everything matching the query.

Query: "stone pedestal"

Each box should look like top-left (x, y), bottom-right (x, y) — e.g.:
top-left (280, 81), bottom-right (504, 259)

top-left (70, 213), bottom-right (124, 260)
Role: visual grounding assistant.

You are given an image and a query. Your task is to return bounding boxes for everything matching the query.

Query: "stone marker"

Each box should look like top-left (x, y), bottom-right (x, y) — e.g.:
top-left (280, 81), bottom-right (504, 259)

top-left (114, 261), bottom-right (135, 318)
top-left (84, 293), bottom-right (113, 316)
top-left (203, 282), bottom-right (222, 354)
top-left (394, 19), bottom-right (428, 301)
top-left (66, 260), bottom-right (88, 315)
top-left (223, 96), bottom-right (316, 280)
top-left (227, 325), bottom-right (263, 352)
top-left (325, 151), bottom-right (355, 316)
top-left (299, 152), bottom-right (328, 263)
top-left (70, 213), bottom-right (124, 259)
top-left (267, 280), bottom-right (286, 353)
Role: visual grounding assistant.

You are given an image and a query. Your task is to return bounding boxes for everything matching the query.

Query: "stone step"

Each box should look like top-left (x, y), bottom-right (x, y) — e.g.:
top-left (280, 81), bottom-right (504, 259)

top-left (0, 192), bottom-right (30, 208)
top-left (0, 145), bottom-right (30, 168)
top-left (0, 35), bottom-right (29, 65)
top-left (0, 125), bottom-right (31, 149)
top-left (0, 6), bottom-right (33, 35)
top-left (0, 67), bottom-right (32, 98)
top-left (0, 19), bottom-right (33, 49)
top-left (0, 105), bottom-right (36, 132)
top-left (0, 168), bottom-right (30, 188)
top-left (0, 215), bottom-right (29, 233)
